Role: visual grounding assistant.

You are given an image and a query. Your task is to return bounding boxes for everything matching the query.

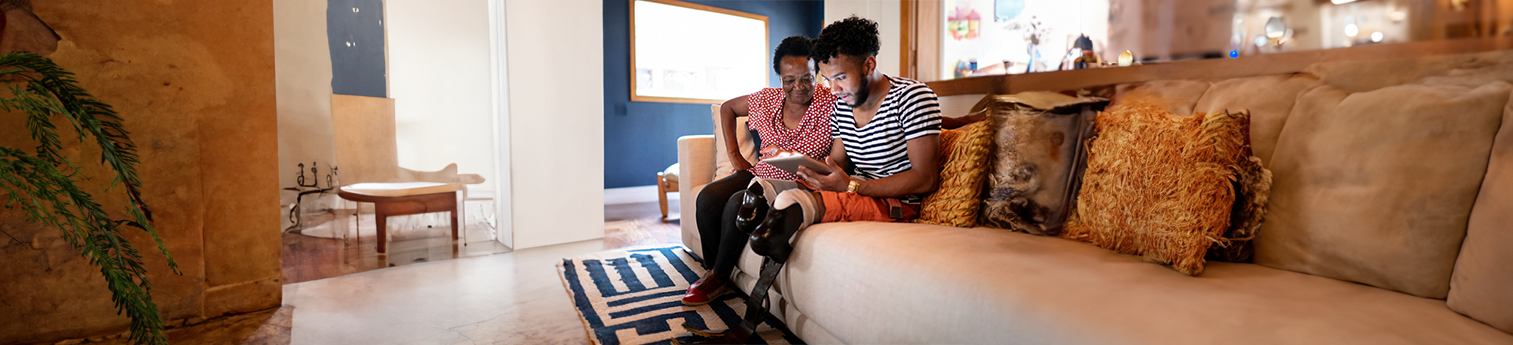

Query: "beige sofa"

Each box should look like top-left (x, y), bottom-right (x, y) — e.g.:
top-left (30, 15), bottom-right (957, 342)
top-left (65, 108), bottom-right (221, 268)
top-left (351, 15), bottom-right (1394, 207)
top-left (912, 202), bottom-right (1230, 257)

top-left (676, 50), bottom-right (1513, 344)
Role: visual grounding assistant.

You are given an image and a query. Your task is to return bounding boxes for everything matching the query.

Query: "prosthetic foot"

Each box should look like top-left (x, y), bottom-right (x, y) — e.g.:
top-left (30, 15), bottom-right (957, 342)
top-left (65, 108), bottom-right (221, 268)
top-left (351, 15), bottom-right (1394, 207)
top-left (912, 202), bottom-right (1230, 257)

top-left (748, 190), bottom-right (821, 263)
top-left (733, 184), bottom-right (767, 234)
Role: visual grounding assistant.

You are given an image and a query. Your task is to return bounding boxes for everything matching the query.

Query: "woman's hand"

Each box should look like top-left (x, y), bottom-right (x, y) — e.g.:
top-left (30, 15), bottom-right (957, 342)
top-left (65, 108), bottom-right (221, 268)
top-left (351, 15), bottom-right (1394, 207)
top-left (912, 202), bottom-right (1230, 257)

top-left (797, 157), bottom-right (852, 192)
top-left (730, 151), bottom-right (753, 171)
top-left (759, 146), bottom-right (801, 159)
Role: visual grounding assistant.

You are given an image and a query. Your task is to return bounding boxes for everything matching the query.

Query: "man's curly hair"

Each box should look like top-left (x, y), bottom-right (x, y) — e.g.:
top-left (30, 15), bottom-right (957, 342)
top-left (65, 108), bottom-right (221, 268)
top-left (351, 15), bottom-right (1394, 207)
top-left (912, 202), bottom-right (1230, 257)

top-left (772, 35), bottom-right (813, 74)
top-left (812, 16), bottom-right (880, 66)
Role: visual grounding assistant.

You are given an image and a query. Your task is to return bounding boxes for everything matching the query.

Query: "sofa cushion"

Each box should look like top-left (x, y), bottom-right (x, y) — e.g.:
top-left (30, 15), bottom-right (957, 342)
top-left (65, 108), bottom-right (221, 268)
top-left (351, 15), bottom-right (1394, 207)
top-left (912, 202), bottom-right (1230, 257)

top-left (1305, 50), bottom-right (1513, 93)
top-left (1112, 79), bottom-right (1211, 116)
top-left (916, 121), bottom-right (992, 227)
top-left (1064, 99), bottom-right (1249, 276)
top-left (1257, 81), bottom-right (1512, 298)
top-left (711, 104), bottom-right (756, 180)
top-left (765, 222), bottom-right (1513, 344)
top-left (1448, 89), bottom-right (1513, 334)
top-left (1193, 73), bottom-right (1320, 168)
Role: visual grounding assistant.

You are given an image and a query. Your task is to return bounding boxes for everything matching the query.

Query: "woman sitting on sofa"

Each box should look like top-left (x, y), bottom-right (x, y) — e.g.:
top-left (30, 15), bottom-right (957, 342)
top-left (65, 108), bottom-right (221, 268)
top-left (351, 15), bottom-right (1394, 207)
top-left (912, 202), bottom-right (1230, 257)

top-left (684, 35), bottom-right (836, 306)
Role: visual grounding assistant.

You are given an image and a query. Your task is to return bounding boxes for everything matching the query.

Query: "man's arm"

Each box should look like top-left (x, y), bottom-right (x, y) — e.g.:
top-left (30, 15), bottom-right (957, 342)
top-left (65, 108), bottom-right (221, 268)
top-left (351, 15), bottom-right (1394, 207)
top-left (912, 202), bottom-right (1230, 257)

top-left (853, 134), bottom-right (939, 197)
top-left (798, 135), bottom-right (939, 198)
top-left (827, 137), bottom-right (850, 172)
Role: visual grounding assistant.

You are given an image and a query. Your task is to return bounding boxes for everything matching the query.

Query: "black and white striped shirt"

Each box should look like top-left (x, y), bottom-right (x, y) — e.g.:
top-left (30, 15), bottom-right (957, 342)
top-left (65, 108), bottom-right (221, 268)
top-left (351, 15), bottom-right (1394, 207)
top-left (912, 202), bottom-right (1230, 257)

top-left (831, 76), bottom-right (942, 198)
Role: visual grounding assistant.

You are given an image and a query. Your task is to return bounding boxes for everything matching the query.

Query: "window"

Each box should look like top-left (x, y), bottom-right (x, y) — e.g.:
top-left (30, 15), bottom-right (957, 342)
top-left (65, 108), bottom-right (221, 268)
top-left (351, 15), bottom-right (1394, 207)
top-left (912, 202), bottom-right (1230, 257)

top-left (630, 0), bottom-right (768, 104)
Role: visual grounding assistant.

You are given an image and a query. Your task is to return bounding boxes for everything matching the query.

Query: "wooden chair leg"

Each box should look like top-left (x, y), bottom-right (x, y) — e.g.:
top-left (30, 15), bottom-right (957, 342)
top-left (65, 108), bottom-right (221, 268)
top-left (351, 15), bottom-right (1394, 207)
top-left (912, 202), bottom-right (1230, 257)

top-left (450, 192), bottom-right (460, 243)
top-left (657, 173), bottom-right (670, 220)
top-left (376, 209), bottom-right (387, 254)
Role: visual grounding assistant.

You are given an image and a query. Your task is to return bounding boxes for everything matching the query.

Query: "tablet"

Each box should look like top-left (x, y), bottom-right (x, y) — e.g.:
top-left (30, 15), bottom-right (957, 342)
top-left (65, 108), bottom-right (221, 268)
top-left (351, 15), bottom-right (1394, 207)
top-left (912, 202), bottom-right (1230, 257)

top-left (762, 155), bottom-right (832, 176)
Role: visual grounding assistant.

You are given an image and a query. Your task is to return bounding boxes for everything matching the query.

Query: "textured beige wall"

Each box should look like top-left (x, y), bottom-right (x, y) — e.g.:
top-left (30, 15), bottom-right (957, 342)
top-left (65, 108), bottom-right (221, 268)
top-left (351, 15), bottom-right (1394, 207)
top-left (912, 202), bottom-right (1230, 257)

top-left (274, 0), bottom-right (336, 203)
top-left (0, 1), bottom-right (279, 343)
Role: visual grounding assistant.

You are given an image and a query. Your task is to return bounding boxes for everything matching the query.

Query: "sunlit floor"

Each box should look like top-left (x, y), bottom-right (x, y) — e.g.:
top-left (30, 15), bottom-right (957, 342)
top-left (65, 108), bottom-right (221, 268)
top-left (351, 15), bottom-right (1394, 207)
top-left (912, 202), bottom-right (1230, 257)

top-left (86, 201), bottom-right (685, 344)
top-left (281, 210), bottom-right (512, 285)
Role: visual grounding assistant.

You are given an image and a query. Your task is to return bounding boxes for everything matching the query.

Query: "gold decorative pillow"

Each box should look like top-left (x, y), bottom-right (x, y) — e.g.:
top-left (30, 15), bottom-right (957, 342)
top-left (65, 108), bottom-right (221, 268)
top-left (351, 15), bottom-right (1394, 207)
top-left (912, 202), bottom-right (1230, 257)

top-left (1063, 98), bottom-right (1250, 276)
top-left (915, 120), bottom-right (992, 227)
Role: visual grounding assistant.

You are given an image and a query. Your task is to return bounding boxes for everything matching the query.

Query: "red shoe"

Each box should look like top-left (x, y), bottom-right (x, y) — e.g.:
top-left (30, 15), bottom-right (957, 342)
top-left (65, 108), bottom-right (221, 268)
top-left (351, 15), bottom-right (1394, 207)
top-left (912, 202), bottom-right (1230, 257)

top-left (681, 281), bottom-right (729, 306)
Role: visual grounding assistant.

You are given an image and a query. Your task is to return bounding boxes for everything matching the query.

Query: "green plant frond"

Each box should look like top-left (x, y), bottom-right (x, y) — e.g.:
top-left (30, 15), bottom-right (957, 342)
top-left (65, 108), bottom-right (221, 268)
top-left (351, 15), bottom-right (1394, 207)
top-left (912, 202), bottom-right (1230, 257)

top-left (0, 52), bottom-right (174, 345)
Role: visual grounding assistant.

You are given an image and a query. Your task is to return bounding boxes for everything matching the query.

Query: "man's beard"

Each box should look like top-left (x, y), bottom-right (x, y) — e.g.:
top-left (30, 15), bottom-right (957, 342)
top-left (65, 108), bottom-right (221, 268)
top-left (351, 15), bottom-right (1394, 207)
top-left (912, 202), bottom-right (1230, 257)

top-left (849, 75), bottom-right (871, 107)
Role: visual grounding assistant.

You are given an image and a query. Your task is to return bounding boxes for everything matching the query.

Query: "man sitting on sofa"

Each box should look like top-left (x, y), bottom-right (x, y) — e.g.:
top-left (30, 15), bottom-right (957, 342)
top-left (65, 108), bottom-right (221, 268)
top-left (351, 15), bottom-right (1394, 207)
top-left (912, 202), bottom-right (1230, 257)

top-left (684, 16), bottom-right (944, 345)
top-left (747, 15), bottom-right (943, 259)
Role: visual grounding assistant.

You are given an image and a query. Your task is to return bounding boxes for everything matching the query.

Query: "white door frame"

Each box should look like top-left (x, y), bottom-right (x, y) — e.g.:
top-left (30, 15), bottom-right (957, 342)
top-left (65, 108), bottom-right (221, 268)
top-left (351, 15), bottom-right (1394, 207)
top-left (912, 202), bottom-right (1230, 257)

top-left (488, 0), bottom-right (514, 249)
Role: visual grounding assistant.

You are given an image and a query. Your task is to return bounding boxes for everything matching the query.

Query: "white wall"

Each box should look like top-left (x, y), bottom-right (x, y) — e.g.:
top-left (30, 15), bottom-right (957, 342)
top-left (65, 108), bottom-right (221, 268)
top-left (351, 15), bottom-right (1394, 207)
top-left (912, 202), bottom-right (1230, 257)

top-left (273, 0), bottom-right (336, 205)
top-left (825, 0), bottom-right (903, 77)
top-left (388, 0), bottom-right (498, 195)
top-left (504, 0), bottom-right (605, 249)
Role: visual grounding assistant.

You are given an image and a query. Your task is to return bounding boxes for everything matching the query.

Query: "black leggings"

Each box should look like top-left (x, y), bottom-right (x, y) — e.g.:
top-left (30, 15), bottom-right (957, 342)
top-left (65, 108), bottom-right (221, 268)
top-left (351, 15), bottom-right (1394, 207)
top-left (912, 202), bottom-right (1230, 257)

top-left (695, 170), bottom-right (756, 277)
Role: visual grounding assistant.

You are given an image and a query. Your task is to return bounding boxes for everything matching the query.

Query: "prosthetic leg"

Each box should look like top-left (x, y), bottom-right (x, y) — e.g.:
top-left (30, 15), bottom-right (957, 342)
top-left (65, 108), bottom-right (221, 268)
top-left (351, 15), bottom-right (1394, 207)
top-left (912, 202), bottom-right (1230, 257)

top-left (678, 189), bottom-right (820, 345)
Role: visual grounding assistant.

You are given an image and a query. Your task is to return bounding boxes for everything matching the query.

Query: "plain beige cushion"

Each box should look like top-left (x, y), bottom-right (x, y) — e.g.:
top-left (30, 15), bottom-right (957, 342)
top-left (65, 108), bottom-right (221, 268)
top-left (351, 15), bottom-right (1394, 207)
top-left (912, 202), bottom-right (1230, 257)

top-left (1258, 81), bottom-right (1512, 298)
top-left (1193, 73), bottom-right (1320, 168)
top-left (661, 163), bottom-right (679, 183)
top-left (1306, 50), bottom-right (1513, 93)
top-left (741, 222), bottom-right (1513, 344)
top-left (1112, 79), bottom-right (1211, 116)
top-left (711, 104), bottom-right (756, 180)
top-left (339, 182), bottom-right (462, 197)
top-left (1448, 90), bottom-right (1513, 334)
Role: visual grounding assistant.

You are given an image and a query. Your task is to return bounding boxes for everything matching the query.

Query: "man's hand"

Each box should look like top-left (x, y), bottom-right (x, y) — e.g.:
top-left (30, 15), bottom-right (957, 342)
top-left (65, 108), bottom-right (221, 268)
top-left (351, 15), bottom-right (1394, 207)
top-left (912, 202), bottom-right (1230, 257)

top-left (797, 157), bottom-right (851, 192)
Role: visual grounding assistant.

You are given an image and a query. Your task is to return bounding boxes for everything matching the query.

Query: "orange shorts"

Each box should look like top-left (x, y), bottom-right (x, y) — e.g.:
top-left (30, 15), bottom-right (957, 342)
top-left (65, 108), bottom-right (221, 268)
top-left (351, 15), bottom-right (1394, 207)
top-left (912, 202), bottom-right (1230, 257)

top-left (818, 191), bottom-right (920, 223)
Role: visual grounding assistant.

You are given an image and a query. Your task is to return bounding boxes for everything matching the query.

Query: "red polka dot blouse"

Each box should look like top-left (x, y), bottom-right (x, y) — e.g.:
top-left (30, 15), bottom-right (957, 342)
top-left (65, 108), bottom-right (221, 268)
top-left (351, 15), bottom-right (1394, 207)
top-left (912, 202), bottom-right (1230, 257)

top-left (745, 85), bottom-right (836, 181)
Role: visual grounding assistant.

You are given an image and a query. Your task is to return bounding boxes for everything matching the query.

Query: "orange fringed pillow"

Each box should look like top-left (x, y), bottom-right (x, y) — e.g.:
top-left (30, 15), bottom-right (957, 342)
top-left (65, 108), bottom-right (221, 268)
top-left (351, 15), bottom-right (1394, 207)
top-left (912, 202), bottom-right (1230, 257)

top-left (915, 120), bottom-right (992, 227)
top-left (1062, 98), bottom-right (1250, 276)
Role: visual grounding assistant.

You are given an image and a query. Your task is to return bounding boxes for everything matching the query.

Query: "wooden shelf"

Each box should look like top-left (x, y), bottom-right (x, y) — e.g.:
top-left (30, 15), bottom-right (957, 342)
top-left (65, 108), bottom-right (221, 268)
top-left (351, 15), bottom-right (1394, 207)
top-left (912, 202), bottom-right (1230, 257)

top-left (927, 36), bottom-right (1513, 97)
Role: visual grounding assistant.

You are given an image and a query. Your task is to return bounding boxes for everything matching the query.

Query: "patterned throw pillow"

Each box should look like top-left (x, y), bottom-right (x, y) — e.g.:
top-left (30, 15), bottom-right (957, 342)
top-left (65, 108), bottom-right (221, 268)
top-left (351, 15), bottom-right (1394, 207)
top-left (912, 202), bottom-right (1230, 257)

top-left (1062, 98), bottom-right (1251, 276)
top-left (915, 120), bottom-right (992, 227)
top-left (977, 93), bottom-right (1104, 236)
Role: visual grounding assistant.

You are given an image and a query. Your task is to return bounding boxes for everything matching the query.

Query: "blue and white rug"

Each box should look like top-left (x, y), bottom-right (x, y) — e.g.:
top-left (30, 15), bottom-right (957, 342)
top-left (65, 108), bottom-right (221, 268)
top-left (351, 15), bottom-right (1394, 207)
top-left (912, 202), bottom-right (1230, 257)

top-left (556, 245), bottom-right (802, 345)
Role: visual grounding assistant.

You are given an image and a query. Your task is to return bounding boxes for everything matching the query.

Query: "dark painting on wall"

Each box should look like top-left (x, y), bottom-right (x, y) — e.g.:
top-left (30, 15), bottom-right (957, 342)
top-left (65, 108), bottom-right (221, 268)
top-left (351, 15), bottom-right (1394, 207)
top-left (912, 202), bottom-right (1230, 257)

top-left (329, 0), bottom-right (387, 98)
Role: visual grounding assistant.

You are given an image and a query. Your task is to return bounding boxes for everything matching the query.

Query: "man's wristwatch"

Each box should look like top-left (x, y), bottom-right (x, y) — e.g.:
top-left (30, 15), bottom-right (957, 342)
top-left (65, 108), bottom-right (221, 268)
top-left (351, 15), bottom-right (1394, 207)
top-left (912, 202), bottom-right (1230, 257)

top-left (846, 180), bottom-right (861, 193)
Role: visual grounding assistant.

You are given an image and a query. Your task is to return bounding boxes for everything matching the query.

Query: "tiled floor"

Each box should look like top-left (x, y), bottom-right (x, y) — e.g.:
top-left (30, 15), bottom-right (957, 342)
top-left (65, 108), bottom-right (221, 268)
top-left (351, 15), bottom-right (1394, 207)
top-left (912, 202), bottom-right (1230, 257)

top-left (283, 239), bottom-right (605, 344)
top-left (282, 201), bottom-right (683, 344)
top-left (62, 201), bottom-right (683, 343)
top-left (66, 201), bottom-right (684, 344)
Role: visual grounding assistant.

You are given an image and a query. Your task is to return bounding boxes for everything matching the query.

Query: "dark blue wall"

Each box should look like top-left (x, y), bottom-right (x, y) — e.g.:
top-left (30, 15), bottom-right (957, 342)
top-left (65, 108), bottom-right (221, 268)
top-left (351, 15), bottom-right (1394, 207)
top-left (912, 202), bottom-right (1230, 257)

top-left (329, 0), bottom-right (387, 97)
top-left (604, 0), bottom-right (824, 188)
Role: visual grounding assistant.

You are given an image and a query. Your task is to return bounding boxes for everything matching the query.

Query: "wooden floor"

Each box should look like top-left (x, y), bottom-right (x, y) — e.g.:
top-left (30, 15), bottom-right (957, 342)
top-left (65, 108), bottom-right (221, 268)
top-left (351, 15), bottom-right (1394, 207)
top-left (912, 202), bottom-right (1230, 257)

top-left (604, 201), bottom-right (684, 250)
top-left (281, 200), bottom-right (685, 284)
top-left (280, 212), bottom-right (510, 284)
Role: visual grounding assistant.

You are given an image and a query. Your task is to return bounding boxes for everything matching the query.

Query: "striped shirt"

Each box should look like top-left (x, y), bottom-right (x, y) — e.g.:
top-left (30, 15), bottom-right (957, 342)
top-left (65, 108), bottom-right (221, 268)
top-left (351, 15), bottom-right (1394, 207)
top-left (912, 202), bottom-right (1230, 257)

top-left (831, 75), bottom-right (942, 200)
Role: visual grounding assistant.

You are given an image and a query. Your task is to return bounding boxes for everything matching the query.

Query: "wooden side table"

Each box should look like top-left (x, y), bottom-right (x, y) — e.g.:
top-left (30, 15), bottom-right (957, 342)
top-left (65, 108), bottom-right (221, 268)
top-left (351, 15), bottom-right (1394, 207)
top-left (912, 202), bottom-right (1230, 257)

top-left (337, 183), bottom-right (462, 253)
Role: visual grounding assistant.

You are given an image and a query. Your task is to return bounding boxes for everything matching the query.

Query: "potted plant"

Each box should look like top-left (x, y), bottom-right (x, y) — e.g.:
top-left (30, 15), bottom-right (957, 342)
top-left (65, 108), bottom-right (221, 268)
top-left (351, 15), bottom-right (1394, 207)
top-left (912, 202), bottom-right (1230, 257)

top-left (0, 52), bottom-right (176, 345)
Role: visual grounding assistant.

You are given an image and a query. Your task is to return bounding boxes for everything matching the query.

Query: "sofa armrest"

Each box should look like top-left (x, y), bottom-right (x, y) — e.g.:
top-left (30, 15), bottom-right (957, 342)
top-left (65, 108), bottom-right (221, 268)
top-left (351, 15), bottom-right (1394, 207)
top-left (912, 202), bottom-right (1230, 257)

top-left (678, 135), bottom-right (716, 188)
top-left (678, 135), bottom-right (715, 258)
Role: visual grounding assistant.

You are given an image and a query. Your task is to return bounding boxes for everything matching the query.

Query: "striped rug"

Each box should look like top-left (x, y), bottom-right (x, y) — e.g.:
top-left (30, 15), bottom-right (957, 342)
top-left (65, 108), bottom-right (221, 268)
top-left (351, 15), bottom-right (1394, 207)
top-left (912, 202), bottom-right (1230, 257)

top-left (556, 245), bottom-right (802, 345)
